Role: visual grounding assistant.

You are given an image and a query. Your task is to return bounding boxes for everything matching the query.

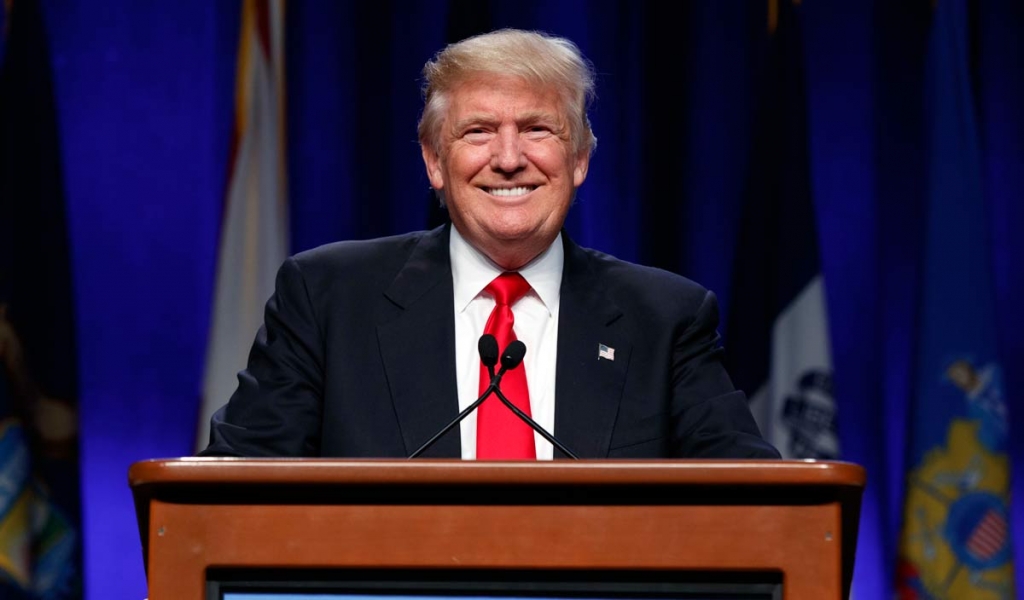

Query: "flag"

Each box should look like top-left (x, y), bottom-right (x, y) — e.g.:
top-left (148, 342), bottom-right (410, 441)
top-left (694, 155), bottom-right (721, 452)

top-left (895, 1), bottom-right (1015, 598)
top-left (725, 0), bottom-right (838, 461)
top-left (196, 0), bottom-right (289, 450)
top-left (0, 0), bottom-right (82, 597)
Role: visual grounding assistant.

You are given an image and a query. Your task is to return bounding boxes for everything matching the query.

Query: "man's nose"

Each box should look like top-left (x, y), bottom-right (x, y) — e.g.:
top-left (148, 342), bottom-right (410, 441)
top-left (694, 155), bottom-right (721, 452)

top-left (490, 128), bottom-right (527, 172)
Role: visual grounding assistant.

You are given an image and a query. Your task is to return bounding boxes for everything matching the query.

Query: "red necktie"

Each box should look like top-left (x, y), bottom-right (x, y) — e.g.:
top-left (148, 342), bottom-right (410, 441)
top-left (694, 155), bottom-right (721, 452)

top-left (477, 272), bottom-right (536, 459)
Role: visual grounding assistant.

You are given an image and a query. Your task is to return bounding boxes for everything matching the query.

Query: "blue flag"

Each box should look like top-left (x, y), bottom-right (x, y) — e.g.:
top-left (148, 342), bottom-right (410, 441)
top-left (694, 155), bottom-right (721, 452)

top-left (896, 1), bottom-right (1015, 598)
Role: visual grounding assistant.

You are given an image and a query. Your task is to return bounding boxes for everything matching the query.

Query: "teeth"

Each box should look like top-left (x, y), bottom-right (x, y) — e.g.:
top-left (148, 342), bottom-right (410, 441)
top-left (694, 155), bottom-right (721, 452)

top-left (487, 186), bottom-right (533, 197)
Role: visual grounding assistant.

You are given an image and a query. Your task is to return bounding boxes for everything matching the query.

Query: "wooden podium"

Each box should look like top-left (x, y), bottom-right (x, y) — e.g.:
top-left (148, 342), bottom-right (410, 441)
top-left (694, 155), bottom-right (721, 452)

top-left (129, 459), bottom-right (865, 600)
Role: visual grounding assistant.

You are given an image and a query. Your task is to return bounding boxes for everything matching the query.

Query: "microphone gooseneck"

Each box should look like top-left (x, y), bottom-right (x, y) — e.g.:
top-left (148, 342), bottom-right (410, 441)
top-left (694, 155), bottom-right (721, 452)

top-left (408, 335), bottom-right (579, 460)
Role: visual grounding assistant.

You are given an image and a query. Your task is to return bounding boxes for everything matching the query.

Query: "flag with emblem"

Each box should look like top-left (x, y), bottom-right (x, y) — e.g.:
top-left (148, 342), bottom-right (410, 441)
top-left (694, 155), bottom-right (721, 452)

top-left (895, 0), bottom-right (1015, 597)
top-left (196, 0), bottom-right (289, 450)
top-left (0, 0), bottom-right (82, 597)
top-left (724, 0), bottom-right (838, 461)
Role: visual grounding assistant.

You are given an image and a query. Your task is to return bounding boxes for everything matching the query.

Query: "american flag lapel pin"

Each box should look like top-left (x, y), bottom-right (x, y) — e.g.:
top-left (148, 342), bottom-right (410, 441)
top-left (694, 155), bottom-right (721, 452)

top-left (598, 343), bottom-right (615, 361)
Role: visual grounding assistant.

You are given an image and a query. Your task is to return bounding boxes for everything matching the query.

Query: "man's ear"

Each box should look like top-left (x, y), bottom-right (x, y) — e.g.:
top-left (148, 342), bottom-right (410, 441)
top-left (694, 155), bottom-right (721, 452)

top-left (421, 143), bottom-right (445, 191)
top-left (573, 150), bottom-right (590, 188)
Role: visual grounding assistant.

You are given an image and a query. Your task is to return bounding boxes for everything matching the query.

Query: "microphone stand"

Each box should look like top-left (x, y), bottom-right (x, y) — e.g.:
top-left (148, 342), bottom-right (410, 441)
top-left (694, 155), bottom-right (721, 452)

top-left (409, 336), bottom-right (579, 460)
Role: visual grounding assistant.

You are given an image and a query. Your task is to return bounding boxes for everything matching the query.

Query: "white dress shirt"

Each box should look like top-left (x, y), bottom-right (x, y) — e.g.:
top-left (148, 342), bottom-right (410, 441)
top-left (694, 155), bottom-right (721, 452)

top-left (450, 227), bottom-right (562, 460)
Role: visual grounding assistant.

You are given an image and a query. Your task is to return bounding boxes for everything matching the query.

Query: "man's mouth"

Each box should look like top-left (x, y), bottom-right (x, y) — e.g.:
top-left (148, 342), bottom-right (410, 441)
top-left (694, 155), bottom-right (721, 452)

top-left (484, 186), bottom-right (537, 197)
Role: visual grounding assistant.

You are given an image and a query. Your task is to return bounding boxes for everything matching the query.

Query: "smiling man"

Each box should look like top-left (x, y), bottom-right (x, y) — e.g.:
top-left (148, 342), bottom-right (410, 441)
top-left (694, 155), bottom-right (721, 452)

top-left (201, 29), bottom-right (779, 460)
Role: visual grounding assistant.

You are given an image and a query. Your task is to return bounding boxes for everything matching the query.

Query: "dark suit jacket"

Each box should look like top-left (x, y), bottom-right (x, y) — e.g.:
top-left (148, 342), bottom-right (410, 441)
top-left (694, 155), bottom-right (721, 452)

top-left (202, 225), bottom-right (778, 459)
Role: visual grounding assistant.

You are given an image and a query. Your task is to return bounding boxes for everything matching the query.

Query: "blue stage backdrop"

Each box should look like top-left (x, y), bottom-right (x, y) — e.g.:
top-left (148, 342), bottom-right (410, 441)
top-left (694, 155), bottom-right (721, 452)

top-left (18, 0), bottom-right (1024, 598)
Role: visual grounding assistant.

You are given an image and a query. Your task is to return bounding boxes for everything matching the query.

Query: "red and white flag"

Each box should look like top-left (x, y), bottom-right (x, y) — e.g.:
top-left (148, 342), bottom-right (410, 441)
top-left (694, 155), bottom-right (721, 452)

top-left (196, 0), bottom-right (288, 450)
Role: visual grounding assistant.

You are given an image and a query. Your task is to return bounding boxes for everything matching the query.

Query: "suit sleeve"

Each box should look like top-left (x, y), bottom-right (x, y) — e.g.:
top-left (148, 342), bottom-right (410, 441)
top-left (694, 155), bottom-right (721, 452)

top-left (200, 257), bottom-right (325, 457)
top-left (669, 290), bottom-right (781, 458)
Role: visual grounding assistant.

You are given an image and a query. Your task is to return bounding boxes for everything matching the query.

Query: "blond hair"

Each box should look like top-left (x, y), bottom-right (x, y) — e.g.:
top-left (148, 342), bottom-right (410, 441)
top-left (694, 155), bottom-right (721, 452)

top-left (418, 29), bottom-right (597, 159)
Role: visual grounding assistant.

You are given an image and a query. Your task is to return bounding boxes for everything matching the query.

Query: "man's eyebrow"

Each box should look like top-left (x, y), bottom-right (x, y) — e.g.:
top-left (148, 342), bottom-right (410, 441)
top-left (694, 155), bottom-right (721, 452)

top-left (516, 110), bottom-right (560, 124)
top-left (451, 111), bottom-right (562, 132)
top-left (451, 114), bottom-right (499, 131)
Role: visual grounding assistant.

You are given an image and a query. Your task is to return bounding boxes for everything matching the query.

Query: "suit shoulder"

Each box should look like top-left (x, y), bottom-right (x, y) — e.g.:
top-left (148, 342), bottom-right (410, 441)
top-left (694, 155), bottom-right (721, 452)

top-left (289, 229), bottom-right (435, 280)
top-left (575, 245), bottom-right (715, 321)
top-left (578, 246), bottom-right (709, 297)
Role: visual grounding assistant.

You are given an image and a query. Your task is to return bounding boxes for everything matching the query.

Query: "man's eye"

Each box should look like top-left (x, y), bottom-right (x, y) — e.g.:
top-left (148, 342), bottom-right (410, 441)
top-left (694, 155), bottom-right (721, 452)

top-left (463, 129), bottom-right (491, 142)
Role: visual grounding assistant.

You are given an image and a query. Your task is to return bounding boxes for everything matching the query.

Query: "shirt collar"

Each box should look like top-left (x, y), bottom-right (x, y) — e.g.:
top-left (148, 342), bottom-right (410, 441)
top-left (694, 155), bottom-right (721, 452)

top-left (450, 225), bottom-right (563, 316)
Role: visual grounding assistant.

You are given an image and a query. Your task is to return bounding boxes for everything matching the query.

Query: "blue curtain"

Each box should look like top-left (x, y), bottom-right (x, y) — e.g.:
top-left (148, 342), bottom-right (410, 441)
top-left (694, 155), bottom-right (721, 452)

top-left (29, 0), bottom-right (1024, 598)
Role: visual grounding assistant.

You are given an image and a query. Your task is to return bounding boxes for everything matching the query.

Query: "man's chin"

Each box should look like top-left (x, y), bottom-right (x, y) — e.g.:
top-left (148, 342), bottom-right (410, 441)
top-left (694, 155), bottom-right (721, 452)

top-left (467, 230), bottom-right (558, 269)
top-left (483, 224), bottom-right (553, 246)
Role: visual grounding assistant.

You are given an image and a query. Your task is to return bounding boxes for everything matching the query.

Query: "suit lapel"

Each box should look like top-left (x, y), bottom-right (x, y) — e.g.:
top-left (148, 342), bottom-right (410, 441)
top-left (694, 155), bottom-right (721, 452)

top-left (554, 235), bottom-right (631, 458)
top-left (377, 225), bottom-right (461, 458)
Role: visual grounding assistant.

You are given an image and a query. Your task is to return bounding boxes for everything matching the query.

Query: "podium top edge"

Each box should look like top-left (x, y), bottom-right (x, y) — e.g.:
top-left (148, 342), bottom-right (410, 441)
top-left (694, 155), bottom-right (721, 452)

top-left (128, 458), bottom-right (866, 489)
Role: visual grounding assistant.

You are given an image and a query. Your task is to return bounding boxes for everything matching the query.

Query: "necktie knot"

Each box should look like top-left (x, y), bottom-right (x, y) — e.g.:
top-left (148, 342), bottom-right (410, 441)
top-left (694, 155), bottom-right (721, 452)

top-left (485, 272), bottom-right (531, 307)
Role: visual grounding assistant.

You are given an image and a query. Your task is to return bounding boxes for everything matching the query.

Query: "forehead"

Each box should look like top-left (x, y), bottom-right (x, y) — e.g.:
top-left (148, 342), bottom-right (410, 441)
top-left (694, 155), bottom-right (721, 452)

top-left (445, 75), bottom-right (566, 121)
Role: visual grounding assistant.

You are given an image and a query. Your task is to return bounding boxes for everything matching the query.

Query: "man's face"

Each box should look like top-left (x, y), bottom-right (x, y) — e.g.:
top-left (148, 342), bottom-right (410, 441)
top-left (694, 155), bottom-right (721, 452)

top-left (422, 75), bottom-right (589, 269)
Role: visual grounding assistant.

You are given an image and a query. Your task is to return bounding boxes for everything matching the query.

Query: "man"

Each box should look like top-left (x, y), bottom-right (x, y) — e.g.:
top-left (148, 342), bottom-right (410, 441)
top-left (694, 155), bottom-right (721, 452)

top-left (201, 29), bottom-right (778, 460)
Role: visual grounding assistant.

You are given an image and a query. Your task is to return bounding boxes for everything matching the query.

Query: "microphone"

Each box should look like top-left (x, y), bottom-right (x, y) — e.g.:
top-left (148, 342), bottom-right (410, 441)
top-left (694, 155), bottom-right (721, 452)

top-left (408, 334), bottom-right (510, 459)
top-left (409, 335), bottom-right (579, 460)
top-left (501, 340), bottom-right (526, 371)
top-left (479, 334), bottom-right (499, 379)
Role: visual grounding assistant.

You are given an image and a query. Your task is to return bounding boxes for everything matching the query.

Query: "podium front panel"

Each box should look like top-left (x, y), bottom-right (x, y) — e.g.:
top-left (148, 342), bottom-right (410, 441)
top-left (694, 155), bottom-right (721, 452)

top-left (129, 459), bottom-right (865, 600)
